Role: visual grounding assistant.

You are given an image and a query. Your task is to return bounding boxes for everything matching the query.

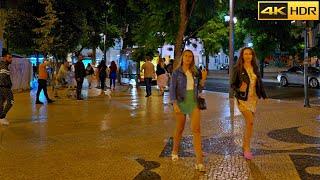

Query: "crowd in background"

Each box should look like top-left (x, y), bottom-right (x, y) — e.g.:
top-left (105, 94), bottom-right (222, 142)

top-left (31, 54), bottom-right (119, 102)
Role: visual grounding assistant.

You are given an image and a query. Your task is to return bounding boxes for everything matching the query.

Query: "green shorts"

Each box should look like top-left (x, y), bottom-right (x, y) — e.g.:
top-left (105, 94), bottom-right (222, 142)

top-left (178, 90), bottom-right (197, 115)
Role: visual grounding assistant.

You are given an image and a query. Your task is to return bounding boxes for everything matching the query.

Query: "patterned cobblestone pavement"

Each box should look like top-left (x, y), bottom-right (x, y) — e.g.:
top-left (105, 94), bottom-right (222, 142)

top-left (0, 85), bottom-right (319, 179)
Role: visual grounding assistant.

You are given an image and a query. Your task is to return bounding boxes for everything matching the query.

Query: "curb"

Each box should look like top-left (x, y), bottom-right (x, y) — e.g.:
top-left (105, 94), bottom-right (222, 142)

top-left (204, 90), bottom-right (320, 107)
top-left (207, 76), bottom-right (278, 83)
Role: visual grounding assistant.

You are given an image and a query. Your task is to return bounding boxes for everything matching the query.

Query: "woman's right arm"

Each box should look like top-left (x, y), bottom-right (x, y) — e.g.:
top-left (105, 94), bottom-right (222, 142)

top-left (169, 71), bottom-right (177, 103)
top-left (230, 67), bottom-right (240, 93)
top-left (169, 71), bottom-right (181, 113)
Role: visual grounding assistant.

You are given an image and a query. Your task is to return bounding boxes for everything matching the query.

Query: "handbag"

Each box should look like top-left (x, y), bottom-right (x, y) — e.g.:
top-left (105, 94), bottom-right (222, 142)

top-left (235, 91), bottom-right (247, 101)
top-left (197, 96), bottom-right (207, 110)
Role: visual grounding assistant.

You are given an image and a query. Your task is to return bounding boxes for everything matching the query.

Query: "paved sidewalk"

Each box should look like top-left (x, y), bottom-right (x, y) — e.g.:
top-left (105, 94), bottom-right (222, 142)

top-left (0, 85), bottom-right (319, 179)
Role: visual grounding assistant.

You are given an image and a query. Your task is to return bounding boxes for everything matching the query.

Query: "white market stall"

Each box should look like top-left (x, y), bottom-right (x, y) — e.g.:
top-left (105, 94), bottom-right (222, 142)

top-left (9, 57), bottom-right (32, 91)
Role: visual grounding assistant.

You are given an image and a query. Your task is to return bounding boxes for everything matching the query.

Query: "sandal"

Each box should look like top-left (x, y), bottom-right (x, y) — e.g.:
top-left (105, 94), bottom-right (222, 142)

top-left (171, 153), bottom-right (179, 161)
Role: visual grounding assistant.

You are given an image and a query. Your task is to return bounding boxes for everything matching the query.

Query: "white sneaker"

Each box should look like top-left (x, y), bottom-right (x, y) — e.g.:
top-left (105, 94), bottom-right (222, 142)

top-left (0, 118), bottom-right (9, 125)
top-left (171, 153), bottom-right (179, 161)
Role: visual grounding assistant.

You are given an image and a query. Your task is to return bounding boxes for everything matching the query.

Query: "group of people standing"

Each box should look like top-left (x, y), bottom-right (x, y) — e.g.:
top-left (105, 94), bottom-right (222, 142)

top-left (96, 60), bottom-right (117, 95)
top-left (0, 51), bottom-right (119, 123)
top-left (169, 47), bottom-right (267, 172)
top-left (74, 55), bottom-right (118, 99)
top-left (34, 54), bottom-right (118, 102)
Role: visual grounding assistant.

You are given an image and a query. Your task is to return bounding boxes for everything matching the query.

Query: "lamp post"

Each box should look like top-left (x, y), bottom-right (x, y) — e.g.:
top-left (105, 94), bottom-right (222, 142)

top-left (227, 0), bottom-right (235, 130)
top-left (104, 17), bottom-right (107, 63)
top-left (292, 20), bottom-right (312, 108)
top-left (228, 0), bottom-right (235, 98)
top-left (304, 21), bottom-right (311, 108)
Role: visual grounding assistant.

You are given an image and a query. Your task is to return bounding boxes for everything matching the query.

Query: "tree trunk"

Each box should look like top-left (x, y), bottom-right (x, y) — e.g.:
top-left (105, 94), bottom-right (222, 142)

top-left (92, 46), bottom-right (96, 64)
top-left (260, 57), bottom-right (264, 78)
top-left (173, 0), bottom-right (188, 69)
top-left (136, 61), bottom-right (140, 87)
top-left (206, 53), bottom-right (209, 72)
top-left (259, 53), bottom-right (266, 78)
top-left (78, 47), bottom-right (84, 56)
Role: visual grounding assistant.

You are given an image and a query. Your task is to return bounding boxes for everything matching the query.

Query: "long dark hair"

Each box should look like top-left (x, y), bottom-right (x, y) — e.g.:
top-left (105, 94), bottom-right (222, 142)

top-left (110, 61), bottom-right (117, 72)
top-left (99, 60), bottom-right (106, 67)
top-left (158, 58), bottom-right (165, 68)
top-left (98, 60), bottom-right (106, 72)
top-left (236, 47), bottom-right (260, 77)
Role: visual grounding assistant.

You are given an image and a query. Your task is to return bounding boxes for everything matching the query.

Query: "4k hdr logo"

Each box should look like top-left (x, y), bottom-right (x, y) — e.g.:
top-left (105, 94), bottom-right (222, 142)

top-left (258, 1), bottom-right (319, 20)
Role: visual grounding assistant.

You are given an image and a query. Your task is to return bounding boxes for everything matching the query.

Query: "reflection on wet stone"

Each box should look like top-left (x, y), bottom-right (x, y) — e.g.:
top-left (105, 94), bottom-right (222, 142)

top-left (134, 158), bottom-right (161, 180)
top-left (4, 85), bottom-right (320, 179)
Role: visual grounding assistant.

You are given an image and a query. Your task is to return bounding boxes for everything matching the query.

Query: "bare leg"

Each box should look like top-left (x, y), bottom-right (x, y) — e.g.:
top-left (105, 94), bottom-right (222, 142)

top-left (241, 110), bottom-right (254, 152)
top-left (190, 107), bottom-right (203, 164)
top-left (172, 112), bottom-right (186, 155)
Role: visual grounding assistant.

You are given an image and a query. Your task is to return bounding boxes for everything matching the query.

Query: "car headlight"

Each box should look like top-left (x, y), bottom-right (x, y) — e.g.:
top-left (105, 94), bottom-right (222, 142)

top-left (277, 75), bottom-right (281, 81)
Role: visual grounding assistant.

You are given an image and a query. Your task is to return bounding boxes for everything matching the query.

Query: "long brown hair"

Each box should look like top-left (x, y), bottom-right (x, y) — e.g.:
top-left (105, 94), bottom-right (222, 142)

top-left (158, 57), bottom-right (165, 68)
top-left (174, 50), bottom-right (196, 76)
top-left (236, 47), bottom-right (260, 77)
top-left (110, 61), bottom-right (117, 72)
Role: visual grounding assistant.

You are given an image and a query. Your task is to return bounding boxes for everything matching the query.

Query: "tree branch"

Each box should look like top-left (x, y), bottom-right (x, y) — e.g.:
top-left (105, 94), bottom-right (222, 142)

top-left (187, 0), bottom-right (197, 24)
top-left (184, 21), bottom-right (206, 40)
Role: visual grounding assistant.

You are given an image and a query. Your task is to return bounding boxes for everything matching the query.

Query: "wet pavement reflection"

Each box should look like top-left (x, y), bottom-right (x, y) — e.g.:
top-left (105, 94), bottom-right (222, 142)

top-left (0, 83), bottom-right (319, 179)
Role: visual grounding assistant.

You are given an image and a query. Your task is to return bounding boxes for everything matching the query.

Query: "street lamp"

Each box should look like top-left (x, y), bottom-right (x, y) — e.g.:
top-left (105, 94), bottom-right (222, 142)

top-left (291, 20), bottom-right (312, 108)
top-left (224, 16), bottom-right (237, 24)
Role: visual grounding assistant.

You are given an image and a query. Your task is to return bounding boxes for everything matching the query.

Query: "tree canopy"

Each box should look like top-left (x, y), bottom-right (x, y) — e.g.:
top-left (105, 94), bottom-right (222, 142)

top-left (3, 0), bottom-right (308, 68)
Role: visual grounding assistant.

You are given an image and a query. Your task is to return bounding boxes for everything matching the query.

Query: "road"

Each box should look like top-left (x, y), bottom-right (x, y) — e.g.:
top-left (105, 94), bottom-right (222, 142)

top-left (205, 78), bottom-right (320, 102)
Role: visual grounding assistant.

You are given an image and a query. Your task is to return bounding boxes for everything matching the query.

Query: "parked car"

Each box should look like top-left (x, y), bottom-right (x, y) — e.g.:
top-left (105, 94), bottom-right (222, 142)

top-left (219, 64), bottom-right (229, 70)
top-left (277, 66), bottom-right (320, 88)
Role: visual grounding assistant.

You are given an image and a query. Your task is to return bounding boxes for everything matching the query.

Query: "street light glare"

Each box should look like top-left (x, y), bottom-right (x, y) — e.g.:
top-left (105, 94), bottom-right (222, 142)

top-left (233, 17), bottom-right (237, 24)
top-left (224, 16), bottom-right (237, 23)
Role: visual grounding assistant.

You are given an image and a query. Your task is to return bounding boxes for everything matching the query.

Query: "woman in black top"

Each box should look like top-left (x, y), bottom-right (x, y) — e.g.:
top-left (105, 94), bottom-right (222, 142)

top-left (86, 63), bottom-right (94, 88)
top-left (156, 58), bottom-right (168, 95)
top-left (231, 47), bottom-right (267, 160)
top-left (98, 60), bottom-right (107, 95)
